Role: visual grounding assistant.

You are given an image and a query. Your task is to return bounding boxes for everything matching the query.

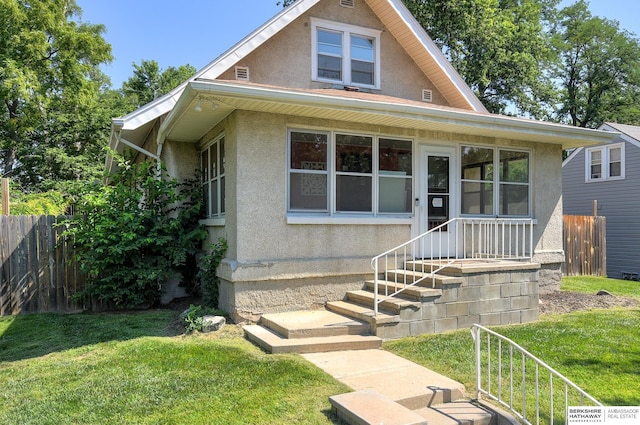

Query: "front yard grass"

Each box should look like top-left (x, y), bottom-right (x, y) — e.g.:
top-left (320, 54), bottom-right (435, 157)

top-left (0, 311), bottom-right (349, 425)
top-left (1, 276), bottom-right (638, 424)
top-left (385, 276), bottom-right (640, 407)
top-left (561, 275), bottom-right (640, 299)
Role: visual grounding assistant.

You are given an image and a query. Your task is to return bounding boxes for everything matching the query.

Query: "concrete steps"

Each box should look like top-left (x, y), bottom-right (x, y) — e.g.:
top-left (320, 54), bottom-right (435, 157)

top-left (243, 310), bottom-right (382, 354)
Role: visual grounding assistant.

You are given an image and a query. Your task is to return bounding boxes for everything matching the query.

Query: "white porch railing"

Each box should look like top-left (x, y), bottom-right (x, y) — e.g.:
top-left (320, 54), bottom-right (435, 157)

top-left (370, 218), bottom-right (534, 315)
top-left (471, 324), bottom-right (602, 425)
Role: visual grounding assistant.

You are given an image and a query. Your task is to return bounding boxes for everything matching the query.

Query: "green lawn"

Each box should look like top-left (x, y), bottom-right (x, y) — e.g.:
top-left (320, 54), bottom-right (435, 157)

top-left (385, 276), bottom-right (640, 412)
top-left (0, 311), bottom-right (349, 425)
top-left (562, 275), bottom-right (640, 299)
top-left (1, 276), bottom-right (638, 424)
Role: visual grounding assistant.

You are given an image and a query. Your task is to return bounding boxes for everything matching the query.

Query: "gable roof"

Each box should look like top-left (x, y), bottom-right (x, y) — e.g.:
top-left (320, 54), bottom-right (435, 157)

top-left (600, 122), bottom-right (640, 148)
top-left (112, 0), bottom-right (484, 133)
top-left (109, 0), bottom-right (617, 173)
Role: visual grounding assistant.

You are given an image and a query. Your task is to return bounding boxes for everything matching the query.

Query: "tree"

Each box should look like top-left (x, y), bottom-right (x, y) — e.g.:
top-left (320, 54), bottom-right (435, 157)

top-left (551, 0), bottom-right (640, 128)
top-left (122, 60), bottom-right (197, 108)
top-left (0, 0), bottom-right (112, 188)
top-left (402, 0), bottom-right (558, 116)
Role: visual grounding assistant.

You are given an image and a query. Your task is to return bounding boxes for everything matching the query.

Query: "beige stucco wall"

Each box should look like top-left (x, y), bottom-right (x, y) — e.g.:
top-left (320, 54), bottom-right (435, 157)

top-left (216, 0), bottom-right (447, 105)
top-left (203, 110), bottom-right (564, 284)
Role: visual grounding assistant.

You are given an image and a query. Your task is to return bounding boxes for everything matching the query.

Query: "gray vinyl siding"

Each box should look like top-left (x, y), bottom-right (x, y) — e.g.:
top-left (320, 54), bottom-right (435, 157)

top-left (562, 139), bottom-right (640, 278)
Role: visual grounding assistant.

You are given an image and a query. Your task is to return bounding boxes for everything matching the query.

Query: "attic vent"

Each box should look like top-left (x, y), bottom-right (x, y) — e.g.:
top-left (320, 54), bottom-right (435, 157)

top-left (235, 66), bottom-right (250, 81)
top-left (340, 0), bottom-right (354, 8)
top-left (422, 89), bottom-right (433, 103)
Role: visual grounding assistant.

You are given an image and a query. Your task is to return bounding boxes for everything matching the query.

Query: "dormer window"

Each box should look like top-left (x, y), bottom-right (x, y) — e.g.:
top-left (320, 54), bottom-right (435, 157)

top-left (312, 18), bottom-right (381, 89)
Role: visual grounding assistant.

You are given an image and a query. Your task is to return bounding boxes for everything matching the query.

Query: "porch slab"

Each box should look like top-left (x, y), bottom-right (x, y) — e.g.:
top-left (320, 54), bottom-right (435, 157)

top-left (405, 259), bottom-right (541, 275)
top-left (260, 310), bottom-right (369, 338)
top-left (244, 325), bottom-right (382, 354)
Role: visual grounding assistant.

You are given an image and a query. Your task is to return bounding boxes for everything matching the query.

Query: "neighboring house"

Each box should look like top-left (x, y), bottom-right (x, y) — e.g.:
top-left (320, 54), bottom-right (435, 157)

top-left (563, 122), bottom-right (639, 279)
top-left (108, 0), bottom-right (614, 331)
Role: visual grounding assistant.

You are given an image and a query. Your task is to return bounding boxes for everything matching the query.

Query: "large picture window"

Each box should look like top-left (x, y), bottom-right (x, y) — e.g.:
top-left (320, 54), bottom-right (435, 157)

top-left (201, 135), bottom-right (225, 218)
top-left (288, 129), bottom-right (412, 216)
top-left (312, 19), bottom-right (381, 89)
top-left (461, 146), bottom-right (530, 217)
top-left (586, 143), bottom-right (624, 181)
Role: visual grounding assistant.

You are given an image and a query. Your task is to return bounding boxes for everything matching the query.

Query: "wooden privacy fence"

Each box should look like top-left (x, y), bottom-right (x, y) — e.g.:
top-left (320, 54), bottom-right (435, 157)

top-left (563, 215), bottom-right (606, 276)
top-left (0, 215), bottom-right (85, 315)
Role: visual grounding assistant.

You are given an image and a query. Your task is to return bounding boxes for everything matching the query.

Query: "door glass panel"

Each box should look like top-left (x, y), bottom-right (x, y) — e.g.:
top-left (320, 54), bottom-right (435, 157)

top-left (427, 155), bottom-right (449, 230)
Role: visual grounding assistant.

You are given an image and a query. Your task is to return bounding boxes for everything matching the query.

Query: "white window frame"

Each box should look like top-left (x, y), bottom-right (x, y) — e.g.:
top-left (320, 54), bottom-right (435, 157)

top-left (460, 145), bottom-right (531, 218)
top-left (287, 128), bottom-right (413, 219)
top-left (585, 143), bottom-right (625, 182)
top-left (311, 18), bottom-right (382, 89)
top-left (201, 134), bottom-right (226, 219)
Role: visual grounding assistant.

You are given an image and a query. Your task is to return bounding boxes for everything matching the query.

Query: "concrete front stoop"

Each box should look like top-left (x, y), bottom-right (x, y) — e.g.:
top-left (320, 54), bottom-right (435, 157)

top-left (243, 310), bottom-right (383, 354)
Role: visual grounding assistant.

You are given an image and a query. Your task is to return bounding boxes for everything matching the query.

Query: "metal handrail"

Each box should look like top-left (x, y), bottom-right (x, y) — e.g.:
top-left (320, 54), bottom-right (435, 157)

top-left (471, 324), bottom-right (602, 425)
top-left (370, 217), bottom-right (534, 315)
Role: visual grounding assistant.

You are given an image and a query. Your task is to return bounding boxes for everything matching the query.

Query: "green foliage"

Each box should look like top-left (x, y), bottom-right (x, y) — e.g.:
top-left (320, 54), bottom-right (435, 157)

top-left (198, 238), bottom-right (228, 308)
top-left (0, 0), bottom-right (112, 188)
top-left (182, 304), bottom-right (225, 333)
top-left (391, 0), bottom-right (560, 116)
top-left (9, 190), bottom-right (68, 215)
top-left (551, 0), bottom-right (640, 128)
top-left (65, 155), bottom-right (207, 309)
top-left (121, 59), bottom-right (196, 109)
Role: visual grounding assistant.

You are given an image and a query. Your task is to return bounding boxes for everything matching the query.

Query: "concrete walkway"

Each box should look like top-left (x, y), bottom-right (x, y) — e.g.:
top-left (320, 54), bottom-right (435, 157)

top-left (302, 349), bottom-right (497, 425)
top-left (302, 349), bottom-right (466, 409)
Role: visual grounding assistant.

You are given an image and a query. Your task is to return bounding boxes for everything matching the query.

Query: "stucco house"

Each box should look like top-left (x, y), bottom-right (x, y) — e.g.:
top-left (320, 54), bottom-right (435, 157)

top-left (108, 0), bottom-right (614, 337)
top-left (563, 122), bottom-right (638, 279)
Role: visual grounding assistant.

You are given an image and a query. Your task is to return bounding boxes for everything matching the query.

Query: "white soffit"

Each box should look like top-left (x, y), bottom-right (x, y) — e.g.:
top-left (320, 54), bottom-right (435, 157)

top-left (161, 81), bottom-right (615, 149)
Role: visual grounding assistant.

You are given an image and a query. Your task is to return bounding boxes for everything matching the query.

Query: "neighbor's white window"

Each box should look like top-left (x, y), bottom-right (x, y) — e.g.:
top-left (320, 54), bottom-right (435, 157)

top-left (586, 143), bottom-right (625, 181)
top-left (201, 135), bottom-right (226, 218)
top-left (460, 146), bottom-right (530, 217)
top-left (312, 19), bottom-right (381, 89)
top-left (288, 129), bottom-right (412, 215)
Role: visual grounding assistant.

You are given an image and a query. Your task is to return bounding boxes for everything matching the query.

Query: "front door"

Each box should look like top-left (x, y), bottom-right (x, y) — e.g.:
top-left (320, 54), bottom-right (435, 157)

top-left (416, 146), bottom-right (457, 258)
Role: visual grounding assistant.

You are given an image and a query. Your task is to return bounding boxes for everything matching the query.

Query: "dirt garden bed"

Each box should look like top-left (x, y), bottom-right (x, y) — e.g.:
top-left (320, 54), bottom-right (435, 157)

top-left (539, 290), bottom-right (640, 315)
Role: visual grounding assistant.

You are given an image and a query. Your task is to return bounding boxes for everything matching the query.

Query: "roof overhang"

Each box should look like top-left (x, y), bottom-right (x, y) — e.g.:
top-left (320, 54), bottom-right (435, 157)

top-left (157, 80), bottom-right (616, 149)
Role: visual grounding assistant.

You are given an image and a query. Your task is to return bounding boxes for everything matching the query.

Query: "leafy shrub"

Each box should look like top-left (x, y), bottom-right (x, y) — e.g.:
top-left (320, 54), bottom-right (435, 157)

top-left (198, 238), bottom-right (228, 308)
top-left (6, 189), bottom-right (69, 216)
top-left (182, 304), bottom-right (225, 333)
top-left (65, 155), bottom-right (207, 309)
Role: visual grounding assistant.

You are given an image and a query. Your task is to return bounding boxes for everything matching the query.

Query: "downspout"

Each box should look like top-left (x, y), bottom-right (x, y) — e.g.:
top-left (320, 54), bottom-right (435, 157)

top-left (156, 129), bottom-right (167, 178)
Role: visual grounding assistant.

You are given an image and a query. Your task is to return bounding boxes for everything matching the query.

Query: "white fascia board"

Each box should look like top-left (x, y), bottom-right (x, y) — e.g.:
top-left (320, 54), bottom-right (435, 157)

top-left (195, 0), bottom-right (320, 81)
top-left (600, 123), bottom-right (640, 149)
top-left (383, 0), bottom-right (487, 113)
top-left (114, 0), bottom-right (319, 139)
top-left (186, 80), bottom-right (615, 146)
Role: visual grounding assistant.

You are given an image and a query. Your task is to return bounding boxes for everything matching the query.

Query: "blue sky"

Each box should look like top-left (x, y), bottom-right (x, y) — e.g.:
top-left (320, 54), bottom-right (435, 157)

top-left (75, 1), bottom-right (640, 88)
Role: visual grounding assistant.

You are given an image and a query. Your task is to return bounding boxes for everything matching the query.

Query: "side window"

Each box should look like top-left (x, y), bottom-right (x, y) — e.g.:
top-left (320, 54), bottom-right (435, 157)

top-left (289, 131), bottom-right (329, 212)
top-left (201, 136), bottom-right (225, 218)
top-left (335, 134), bottom-right (373, 212)
top-left (586, 144), bottom-right (625, 182)
top-left (461, 146), bottom-right (531, 217)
